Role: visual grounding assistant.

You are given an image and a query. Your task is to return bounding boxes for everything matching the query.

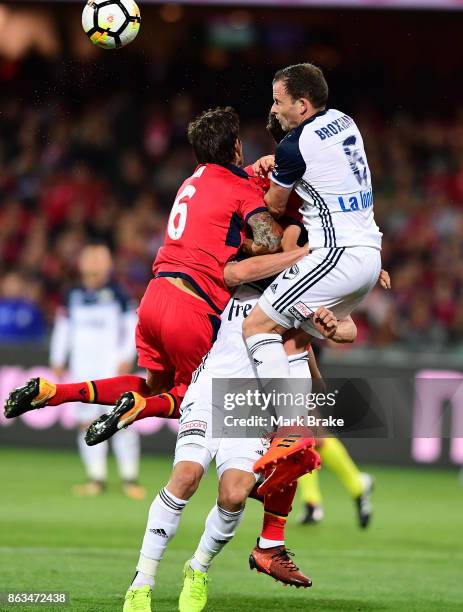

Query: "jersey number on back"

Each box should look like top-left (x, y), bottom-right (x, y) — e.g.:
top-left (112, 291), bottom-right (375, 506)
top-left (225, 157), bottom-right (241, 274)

top-left (167, 185), bottom-right (196, 240)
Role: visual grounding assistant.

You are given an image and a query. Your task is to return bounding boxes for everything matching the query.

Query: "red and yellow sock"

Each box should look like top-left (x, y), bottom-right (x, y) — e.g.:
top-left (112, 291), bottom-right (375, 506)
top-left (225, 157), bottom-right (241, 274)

top-left (134, 387), bottom-right (182, 421)
top-left (48, 375), bottom-right (151, 406)
top-left (260, 482), bottom-right (297, 544)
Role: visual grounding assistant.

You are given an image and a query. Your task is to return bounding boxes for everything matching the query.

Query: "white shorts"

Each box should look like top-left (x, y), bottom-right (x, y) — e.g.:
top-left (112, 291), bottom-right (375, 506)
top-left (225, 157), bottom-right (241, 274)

top-left (259, 246), bottom-right (381, 337)
top-left (174, 380), bottom-right (267, 480)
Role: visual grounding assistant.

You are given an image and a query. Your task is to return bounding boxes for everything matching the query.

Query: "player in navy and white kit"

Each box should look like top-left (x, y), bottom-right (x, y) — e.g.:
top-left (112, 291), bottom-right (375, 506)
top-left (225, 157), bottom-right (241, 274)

top-left (49, 244), bottom-right (144, 499)
top-left (244, 63), bottom-right (383, 466)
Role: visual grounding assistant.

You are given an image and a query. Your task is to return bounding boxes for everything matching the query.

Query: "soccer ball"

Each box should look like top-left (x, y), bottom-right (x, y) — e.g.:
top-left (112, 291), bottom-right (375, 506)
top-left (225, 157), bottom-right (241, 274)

top-left (82, 0), bottom-right (141, 50)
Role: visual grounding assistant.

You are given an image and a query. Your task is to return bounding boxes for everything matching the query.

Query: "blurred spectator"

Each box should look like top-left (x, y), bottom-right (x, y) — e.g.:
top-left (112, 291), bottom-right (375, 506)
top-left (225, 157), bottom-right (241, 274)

top-left (1, 50), bottom-right (463, 351)
top-left (0, 272), bottom-right (46, 342)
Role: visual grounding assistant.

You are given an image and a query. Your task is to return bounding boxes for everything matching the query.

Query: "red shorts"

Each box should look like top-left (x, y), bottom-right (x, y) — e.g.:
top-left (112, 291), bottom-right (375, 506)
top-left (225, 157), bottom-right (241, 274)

top-left (136, 278), bottom-right (221, 395)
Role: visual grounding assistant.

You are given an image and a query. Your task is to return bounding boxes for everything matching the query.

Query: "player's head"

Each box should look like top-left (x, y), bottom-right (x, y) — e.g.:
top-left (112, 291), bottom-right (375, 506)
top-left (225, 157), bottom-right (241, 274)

top-left (187, 106), bottom-right (243, 167)
top-left (78, 243), bottom-right (113, 290)
top-left (271, 63), bottom-right (328, 131)
top-left (266, 110), bottom-right (287, 144)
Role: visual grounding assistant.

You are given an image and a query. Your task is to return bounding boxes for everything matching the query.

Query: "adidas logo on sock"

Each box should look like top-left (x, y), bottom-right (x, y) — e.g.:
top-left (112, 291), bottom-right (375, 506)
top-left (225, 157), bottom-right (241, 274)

top-left (149, 528), bottom-right (168, 538)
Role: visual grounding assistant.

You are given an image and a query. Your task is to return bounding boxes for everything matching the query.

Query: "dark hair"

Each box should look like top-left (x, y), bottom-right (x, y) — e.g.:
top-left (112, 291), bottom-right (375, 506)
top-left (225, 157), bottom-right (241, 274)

top-left (273, 63), bottom-right (328, 109)
top-left (187, 106), bottom-right (240, 165)
top-left (266, 111), bottom-right (287, 144)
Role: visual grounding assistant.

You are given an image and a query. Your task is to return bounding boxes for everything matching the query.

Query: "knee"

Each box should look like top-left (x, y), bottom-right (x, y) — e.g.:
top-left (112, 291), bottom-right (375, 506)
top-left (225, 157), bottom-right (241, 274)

top-left (218, 482), bottom-right (250, 512)
top-left (168, 462), bottom-right (203, 500)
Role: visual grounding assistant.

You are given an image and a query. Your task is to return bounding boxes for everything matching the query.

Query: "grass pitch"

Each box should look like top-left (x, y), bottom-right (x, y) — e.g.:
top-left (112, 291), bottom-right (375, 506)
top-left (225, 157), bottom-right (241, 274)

top-left (1, 448), bottom-right (462, 611)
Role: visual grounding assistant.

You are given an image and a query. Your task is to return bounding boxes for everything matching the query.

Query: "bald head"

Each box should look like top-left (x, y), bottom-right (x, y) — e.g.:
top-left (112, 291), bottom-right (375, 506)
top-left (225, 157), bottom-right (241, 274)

top-left (79, 244), bottom-right (113, 290)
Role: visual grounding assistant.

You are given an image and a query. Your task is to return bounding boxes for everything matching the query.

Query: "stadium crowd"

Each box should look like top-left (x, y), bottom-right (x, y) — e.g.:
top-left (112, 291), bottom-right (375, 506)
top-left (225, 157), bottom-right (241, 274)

top-left (1, 55), bottom-right (463, 351)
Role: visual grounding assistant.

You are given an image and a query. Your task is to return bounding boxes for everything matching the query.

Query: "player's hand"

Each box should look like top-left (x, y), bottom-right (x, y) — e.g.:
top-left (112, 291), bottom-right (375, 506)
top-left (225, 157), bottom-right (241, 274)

top-left (252, 155), bottom-right (275, 176)
top-left (312, 307), bottom-right (338, 339)
top-left (378, 269), bottom-right (391, 290)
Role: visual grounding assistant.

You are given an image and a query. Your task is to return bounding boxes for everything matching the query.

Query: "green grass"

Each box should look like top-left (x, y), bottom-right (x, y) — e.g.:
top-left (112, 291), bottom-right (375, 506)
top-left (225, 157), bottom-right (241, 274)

top-left (0, 449), bottom-right (462, 611)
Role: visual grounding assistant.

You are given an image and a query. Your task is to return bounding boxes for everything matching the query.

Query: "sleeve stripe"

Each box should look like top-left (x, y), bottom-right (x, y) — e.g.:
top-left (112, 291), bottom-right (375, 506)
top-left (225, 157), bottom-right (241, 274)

top-left (270, 173), bottom-right (296, 189)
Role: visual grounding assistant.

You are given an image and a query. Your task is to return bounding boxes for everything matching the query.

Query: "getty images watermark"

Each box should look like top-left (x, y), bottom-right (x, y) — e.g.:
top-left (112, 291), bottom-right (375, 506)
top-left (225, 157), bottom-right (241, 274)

top-left (211, 378), bottom-right (346, 439)
top-left (222, 387), bottom-right (341, 429)
top-left (211, 376), bottom-right (463, 440)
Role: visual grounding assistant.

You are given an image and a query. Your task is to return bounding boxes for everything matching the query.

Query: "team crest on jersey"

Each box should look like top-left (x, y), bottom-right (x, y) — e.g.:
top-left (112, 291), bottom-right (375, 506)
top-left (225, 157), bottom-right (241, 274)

top-left (288, 301), bottom-right (314, 322)
top-left (270, 283), bottom-right (278, 294)
top-left (283, 265), bottom-right (299, 280)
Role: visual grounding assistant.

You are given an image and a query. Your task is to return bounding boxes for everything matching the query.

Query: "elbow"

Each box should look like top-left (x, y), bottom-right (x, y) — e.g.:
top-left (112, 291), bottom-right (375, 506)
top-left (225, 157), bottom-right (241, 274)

top-left (224, 268), bottom-right (244, 287)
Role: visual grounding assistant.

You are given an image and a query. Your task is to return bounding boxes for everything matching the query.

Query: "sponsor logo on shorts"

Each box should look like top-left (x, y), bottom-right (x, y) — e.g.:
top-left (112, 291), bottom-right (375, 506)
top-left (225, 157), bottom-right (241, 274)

top-left (270, 283), bottom-right (278, 293)
top-left (178, 419), bottom-right (207, 439)
top-left (288, 301), bottom-right (314, 322)
top-left (283, 265), bottom-right (299, 280)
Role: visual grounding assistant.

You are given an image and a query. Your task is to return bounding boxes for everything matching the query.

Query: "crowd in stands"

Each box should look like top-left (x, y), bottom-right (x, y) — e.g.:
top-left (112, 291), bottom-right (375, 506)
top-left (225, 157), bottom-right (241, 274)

top-left (1, 54), bottom-right (463, 351)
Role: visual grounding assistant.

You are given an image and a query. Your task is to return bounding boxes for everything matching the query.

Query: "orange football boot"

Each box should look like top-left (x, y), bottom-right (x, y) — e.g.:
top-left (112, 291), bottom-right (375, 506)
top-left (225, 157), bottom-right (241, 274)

top-left (4, 377), bottom-right (56, 418)
top-left (249, 541), bottom-right (312, 588)
top-left (257, 446), bottom-right (321, 497)
top-left (253, 432), bottom-right (316, 474)
top-left (85, 391), bottom-right (146, 446)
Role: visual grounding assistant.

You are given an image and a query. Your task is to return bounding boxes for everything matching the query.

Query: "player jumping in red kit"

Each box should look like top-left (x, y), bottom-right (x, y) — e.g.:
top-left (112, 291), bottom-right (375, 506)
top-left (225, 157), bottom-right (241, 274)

top-left (4, 107), bottom-right (293, 432)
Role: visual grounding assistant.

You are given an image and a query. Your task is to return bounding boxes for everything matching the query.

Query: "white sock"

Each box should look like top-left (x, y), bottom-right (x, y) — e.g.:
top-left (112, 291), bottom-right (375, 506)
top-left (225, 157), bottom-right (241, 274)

top-left (288, 351), bottom-right (312, 404)
top-left (259, 536), bottom-right (284, 549)
top-left (77, 430), bottom-right (108, 482)
top-left (288, 351), bottom-right (310, 378)
top-left (133, 487), bottom-right (188, 587)
top-left (190, 504), bottom-right (244, 572)
top-left (245, 333), bottom-right (290, 378)
top-left (111, 426), bottom-right (140, 482)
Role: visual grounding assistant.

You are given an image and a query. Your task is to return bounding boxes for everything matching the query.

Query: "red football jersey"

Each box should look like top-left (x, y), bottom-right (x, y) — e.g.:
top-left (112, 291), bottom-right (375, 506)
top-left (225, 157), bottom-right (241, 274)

top-left (154, 163), bottom-right (266, 313)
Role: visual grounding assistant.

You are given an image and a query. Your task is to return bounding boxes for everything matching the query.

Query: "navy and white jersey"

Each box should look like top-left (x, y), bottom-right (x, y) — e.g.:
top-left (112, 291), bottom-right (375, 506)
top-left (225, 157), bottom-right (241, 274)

top-left (50, 283), bottom-right (138, 379)
top-left (271, 109), bottom-right (382, 250)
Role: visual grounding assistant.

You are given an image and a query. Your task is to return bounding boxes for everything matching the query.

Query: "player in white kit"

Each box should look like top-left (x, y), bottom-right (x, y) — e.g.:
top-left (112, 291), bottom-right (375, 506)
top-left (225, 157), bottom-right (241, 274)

top-left (244, 63), bottom-right (383, 465)
top-left (124, 230), bottom-right (360, 611)
top-left (50, 244), bottom-right (143, 498)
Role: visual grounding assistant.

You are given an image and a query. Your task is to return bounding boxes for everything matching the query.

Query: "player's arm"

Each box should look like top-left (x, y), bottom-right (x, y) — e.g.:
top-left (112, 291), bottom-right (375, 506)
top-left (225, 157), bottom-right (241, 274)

top-left (264, 133), bottom-right (306, 218)
top-left (246, 211), bottom-right (283, 254)
top-left (331, 315), bottom-right (357, 344)
top-left (49, 307), bottom-right (71, 378)
top-left (265, 182), bottom-right (292, 218)
top-left (281, 224), bottom-right (302, 252)
top-left (224, 244), bottom-right (309, 287)
top-left (312, 308), bottom-right (357, 344)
